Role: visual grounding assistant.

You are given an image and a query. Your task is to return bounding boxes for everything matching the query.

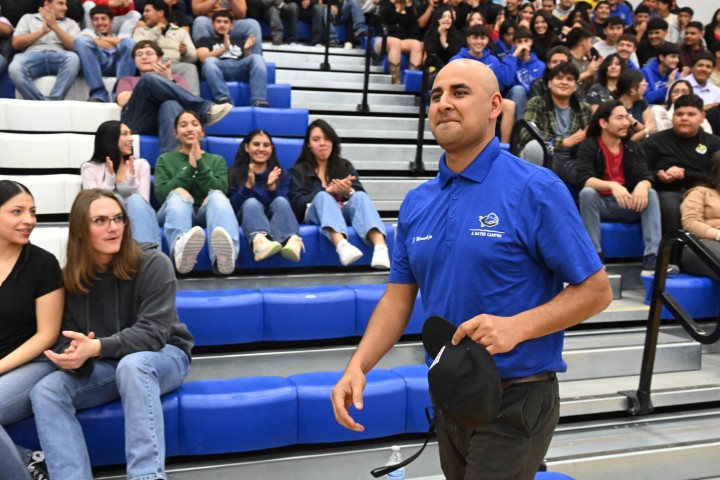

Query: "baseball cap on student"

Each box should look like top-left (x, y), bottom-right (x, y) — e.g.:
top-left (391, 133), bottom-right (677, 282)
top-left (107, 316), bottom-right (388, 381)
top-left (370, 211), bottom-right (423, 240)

top-left (421, 316), bottom-right (502, 429)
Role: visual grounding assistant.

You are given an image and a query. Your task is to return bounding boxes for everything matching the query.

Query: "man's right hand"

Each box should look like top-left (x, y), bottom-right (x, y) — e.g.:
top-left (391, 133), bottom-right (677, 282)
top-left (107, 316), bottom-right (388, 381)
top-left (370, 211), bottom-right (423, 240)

top-left (609, 182), bottom-right (633, 209)
top-left (331, 367), bottom-right (367, 431)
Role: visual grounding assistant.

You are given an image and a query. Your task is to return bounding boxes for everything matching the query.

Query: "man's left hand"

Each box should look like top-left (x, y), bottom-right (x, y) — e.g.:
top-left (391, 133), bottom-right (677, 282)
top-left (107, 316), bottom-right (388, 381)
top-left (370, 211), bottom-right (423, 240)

top-left (631, 183), bottom-right (649, 212)
top-left (44, 331), bottom-right (101, 370)
top-left (451, 313), bottom-right (523, 355)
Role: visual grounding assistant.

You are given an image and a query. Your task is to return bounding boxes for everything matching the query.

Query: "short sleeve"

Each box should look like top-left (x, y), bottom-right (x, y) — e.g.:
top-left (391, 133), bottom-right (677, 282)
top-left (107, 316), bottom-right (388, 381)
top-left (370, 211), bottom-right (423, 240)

top-left (33, 248), bottom-right (63, 299)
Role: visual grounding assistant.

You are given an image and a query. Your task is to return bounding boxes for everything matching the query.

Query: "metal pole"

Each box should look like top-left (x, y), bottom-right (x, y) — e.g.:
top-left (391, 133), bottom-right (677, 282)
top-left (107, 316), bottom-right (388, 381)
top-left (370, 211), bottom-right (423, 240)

top-left (410, 66), bottom-right (428, 173)
top-left (320, 0), bottom-right (333, 71)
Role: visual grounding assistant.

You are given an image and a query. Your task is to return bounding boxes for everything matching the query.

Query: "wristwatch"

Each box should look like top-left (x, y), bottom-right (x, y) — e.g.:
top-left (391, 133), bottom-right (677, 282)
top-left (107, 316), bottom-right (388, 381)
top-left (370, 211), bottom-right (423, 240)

top-left (348, 188), bottom-right (356, 198)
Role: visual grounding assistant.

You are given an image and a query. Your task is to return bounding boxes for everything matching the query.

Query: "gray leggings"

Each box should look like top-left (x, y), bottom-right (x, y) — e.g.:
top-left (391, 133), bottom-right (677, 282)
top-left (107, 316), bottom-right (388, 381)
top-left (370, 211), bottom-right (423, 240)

top-left (681, 239), bottom-right (720, 281)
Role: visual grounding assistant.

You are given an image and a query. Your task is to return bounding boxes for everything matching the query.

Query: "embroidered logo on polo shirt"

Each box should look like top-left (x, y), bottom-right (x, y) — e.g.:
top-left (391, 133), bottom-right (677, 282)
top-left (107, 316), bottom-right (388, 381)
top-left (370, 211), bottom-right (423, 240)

top-left (412, 234), bottom-right (433, 244)
top-left (470, 212), bottom-right (505, 238)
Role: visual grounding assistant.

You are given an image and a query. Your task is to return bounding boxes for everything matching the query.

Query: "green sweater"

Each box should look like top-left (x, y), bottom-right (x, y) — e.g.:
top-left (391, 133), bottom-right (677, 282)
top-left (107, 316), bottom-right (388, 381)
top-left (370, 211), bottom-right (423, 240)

top-left (154, 150), bottom-right (229, 212)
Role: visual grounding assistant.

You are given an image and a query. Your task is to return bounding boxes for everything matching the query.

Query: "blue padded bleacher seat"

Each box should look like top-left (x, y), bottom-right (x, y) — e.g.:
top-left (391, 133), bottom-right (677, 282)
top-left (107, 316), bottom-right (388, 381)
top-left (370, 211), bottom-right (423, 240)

top-left (262, 285), bottom-right (356, 340)
top-left (535, 473), bottom-right (575, 479)
top-left (204, 136), bottom-right (242, 167)
top-left (199, 80), bottom-right (289, 108)
top-left (236, 224), bottom-right (320, 269)
top-left (317, 224), bottom-right (395, 267)
top-left (6, 393), bottom-right (180, 467)
top-left (273, 137), bottom-right (303, 170)
top-left (288, 369), bottom-right (406, 443)
top-left (391, 365), bottom-right (431, 433)
top-left (601, 222), bottom-right (644, 259)
top-left (253, 107), bottom-right (309, 137)
top-left (641, 273), bottom-right (720, 319)
top-left (178, 377), bottom-right (297, 455)
top-left (205, 106), bottom-right (254, 136)
top-left (404, 70), bottom-right (422, 93)
top-left (177, 289), bottom-right (263, 346)
top-left (351, 284), bottom-right (425, 335)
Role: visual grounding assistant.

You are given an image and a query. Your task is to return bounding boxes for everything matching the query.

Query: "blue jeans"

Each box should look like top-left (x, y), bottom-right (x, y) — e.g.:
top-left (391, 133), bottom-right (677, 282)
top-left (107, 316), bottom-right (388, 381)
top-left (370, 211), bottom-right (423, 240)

top-left (318, 0), bottom-right (368, 42)
top-left (192, 17), bottom-right (263, 55)
top-left (8, 50), bottom-right (81, 100)
top-left (0, 358), bottom-right (57, 480)
top-left (74, 37), bottom-right (136, 98)
top-left (306, 191), bottom-right (385, 245)
top-left (201, 55), bottom-right (267, 104)
top-left (29, 345), bottom-right (190, 480)
top-left (156, 190), bottom-right (239, 265)
top-left (579, 186), bottom-right (661, 256)
top-left (120, 73), bottom-right (213, 154)
top-left (239, 197), bottom-right (299, 245)
top-left (125, 193), bottom-right (161, 246)
top-left (507, 85), bottom-right (527, 121)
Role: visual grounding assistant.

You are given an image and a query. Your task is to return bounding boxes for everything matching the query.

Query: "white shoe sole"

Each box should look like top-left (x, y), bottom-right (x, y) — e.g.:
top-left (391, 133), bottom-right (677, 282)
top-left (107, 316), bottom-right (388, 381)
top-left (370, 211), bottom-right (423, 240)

top-left (175, 227), bottom-right (205, 274)
top-left (211, 228), bottom-right (236, 275)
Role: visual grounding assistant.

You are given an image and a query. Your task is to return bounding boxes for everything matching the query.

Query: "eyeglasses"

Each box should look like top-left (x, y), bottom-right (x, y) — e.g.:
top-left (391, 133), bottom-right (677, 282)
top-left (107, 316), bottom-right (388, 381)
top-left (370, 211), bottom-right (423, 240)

top-left (90, 214), bottom-right (127, 227)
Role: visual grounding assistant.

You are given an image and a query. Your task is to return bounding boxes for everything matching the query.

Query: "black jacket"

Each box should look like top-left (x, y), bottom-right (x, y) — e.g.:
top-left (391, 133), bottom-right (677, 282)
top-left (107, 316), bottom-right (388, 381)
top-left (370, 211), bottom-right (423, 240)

top-left (575, 137), bottom-right (654, 191)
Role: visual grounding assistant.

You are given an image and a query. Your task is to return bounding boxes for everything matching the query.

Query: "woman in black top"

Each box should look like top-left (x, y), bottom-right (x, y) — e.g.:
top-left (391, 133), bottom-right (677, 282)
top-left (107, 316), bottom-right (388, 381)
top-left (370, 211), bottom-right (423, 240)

top-left (376, 0), bottom-right (424, 84)
top-left (424, 6), bottom-right (464, 71)
top-left (0, 180), bottom-right (63, 480)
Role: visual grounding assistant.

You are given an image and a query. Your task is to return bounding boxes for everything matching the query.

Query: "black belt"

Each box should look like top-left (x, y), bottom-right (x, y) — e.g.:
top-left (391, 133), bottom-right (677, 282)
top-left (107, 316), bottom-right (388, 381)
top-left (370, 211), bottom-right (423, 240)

top-left (501, 372), bottom-right (555, 390)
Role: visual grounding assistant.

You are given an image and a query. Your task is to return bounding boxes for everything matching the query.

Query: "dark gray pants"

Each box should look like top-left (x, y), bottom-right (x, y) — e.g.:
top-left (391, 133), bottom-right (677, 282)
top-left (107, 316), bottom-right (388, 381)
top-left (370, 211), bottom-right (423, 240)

top-left (682, 239), bottom-right (720, 281)
top-left (436, 376), bottom-right (560, 480)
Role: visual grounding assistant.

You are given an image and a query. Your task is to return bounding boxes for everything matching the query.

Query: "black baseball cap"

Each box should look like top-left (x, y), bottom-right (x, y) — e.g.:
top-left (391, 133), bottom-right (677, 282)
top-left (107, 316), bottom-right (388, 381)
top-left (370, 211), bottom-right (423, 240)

top-left (421, 316), bottom-right (503, 429)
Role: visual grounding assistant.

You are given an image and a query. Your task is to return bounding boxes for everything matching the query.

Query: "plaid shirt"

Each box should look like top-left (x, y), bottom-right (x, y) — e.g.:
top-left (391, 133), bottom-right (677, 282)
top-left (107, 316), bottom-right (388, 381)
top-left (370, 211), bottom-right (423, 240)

top-left (520, 93), bottom-right (594, 151)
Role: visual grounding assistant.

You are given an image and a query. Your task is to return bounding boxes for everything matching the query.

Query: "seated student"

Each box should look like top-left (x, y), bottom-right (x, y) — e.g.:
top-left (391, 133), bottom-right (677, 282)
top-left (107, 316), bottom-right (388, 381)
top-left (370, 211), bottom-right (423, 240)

top-left (655, 0), bottom-right (678, 44)
top-left (0, 180), bottom-right (63, 480)
top-left (423, 6), bottom-right (464, 72)
top-left (704, 8), bottom-right (720, 52)
top-left (615, 32), bottom-right (641, 70)
top-left (29, 189), bottom-right (193, 480)
top-left (494, 19), bottom-right (516, 60)
top-left (586, 53), bottom-right (627, 110)
top-left (676, 6), bottom-right (693, 43)
top-left (651, 79), bottom-right (714, 133)
top-left (81, 120), bottom-right (161, 246)
top-left (191, 0), bottom-right (262, 55)
top-left (154, 110), bottom-right (240, 275)
top-left (449, 24), bottom-right (516, 143)
top-left (81, 0), bottom-right (141, 37)
top-left (625, 4), bottom-right (650, 44)
top-left (617, 68), bottom-right (656, 142)
top-left (376, 0), bottom-right (422, 85)
top-left (608, 0), bottom-right (633, 27)
top-left (9, 0), bottom-right (80, 101)
top-left (637, 17), bottom-right (669, 68)
top-left (133, 0), bottom-right (199, 94)
top-left (529, 44), bottom-right (571, 98)
top-left (311, 0), bottom-right (367, 49)
top-left (74, 5), bottom-right (136, 102)
top-left (566, 26), bottom-right (603, 97)
top-left (196, 11), bottom-right (268, 107)
top-left (289, 119), bottom-right (389, 268)
top-left (685, 52), bottom-right (720, 111)
top-left (575, 100), bottom-right (664, 273)
top-left (643, 94), bottom-right (720, 233)
top-left (6, 0), bottom-right (84, 26)
top-left (116, 40), bottom-right (232, 155)
top-left (679, 21), bottom-right (706, 70)
top-left (520, 62), bottom-right (593, 180)
top-left (641, 41), bottom-right (680, 105)
top-left (530, 10), bottom-right (561, 62)
top-left (593, 16), bottom-right (633, 61)
top-left (505, 26), bottom-right (546, 120)
top-left (680, 151), bottom-right (720, 281)
top-left (591, 0), bottom-right (611, 39)
top-left (0, 13), bottom-right (12, 80)
top-left (229, 130), bottom-right (304, 262)
top-left (295, 0), bottom-right (326, 46)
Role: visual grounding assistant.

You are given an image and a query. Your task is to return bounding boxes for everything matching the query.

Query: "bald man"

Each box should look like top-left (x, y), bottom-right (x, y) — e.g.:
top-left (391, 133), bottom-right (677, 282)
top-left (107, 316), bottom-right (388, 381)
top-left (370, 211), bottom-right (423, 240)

top-left (330, 60), bottom-right (612, 480)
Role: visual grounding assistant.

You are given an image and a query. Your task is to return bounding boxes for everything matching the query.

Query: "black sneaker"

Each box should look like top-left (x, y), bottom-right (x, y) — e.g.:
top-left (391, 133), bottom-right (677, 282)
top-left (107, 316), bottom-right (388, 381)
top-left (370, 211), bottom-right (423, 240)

top-left (27, 451), bottom-right (50, 479)
top-left (641, 254), bottom-right (680, 276)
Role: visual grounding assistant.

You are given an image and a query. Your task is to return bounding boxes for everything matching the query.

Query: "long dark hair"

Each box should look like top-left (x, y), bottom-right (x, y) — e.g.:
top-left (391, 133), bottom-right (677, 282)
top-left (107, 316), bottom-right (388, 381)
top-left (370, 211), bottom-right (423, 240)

top-left (596, 53), bottom-right (627, 88)
top-left (665, 79), bottom-right (693, 109)
top-left (616, 69), bottom-right (644, 97)
top-left (707, 151), bottom-right (720, 192)
top-left (88, 120), bottom-right (130, 173)
top-left (230, 129), bottom-right (282, 188)
top-left (293, 119), bottom-right (353, 188)
top-left (587, 99), bottom-right (625, 138)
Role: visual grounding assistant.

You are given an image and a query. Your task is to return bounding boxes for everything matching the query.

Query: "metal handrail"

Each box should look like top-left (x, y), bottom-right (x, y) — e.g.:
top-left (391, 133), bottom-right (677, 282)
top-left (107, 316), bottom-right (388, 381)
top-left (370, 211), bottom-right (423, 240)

top-left (509, 119), bottom-right (553, 168)
top-left (620, 230), bottom-right (720, 416)
top-left (357, 10), bottom-right (386, 113)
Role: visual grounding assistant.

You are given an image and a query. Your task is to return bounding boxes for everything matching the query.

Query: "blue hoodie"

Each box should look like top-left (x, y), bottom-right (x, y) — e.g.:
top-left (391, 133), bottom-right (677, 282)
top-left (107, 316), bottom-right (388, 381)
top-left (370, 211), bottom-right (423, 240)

top-left (505, 50), bottom-right (546, 93)
top-left (450, 47), bottom-right (515, 90)
top-left (641, 58), bottom-right (679, 105)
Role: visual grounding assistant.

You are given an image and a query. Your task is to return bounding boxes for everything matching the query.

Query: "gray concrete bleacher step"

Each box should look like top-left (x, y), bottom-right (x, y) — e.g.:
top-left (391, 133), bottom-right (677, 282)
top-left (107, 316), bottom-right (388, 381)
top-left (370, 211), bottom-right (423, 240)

top-left (343, 143), bottom-right (442, 171)
top-left (276, 69), bottom-right (399, 89)
top-left (309, 114), bottom-right (430, 134)
top-left (263, 50), bottom-right (385, 74)
top-left (292, 90), bottom-right (419, 113)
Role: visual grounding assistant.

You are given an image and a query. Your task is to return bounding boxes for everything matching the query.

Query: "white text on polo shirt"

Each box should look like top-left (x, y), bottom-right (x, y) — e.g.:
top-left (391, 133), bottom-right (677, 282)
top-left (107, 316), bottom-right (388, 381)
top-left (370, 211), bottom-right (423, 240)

top-left (412, 235), bottom-right (433, 244)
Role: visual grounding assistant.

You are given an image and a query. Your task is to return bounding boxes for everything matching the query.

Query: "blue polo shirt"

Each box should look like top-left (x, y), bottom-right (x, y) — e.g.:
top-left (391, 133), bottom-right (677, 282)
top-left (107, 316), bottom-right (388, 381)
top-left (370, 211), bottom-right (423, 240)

top-left (389, 138), bottom-right (602, 378)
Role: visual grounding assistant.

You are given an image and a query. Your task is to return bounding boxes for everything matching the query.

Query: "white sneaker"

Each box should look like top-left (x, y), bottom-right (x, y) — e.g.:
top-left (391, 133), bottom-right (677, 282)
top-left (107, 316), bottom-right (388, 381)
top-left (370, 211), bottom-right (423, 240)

top-left (343, 41), bottom-right (353, 49)
top-left (205, 102), bottom-right (233, 126)
top-left (252, 232), bottom-right (282, 262)
top-left (173, 226), bottom-right (205, 274)
top-left (336, 239), bottom-right (363, 266)
top-left (211, 227), bottom-right (237, 275)
top-left (281, 234), bottom-right (304, 262)
top-left (371, 244), bottom-right (390, 269)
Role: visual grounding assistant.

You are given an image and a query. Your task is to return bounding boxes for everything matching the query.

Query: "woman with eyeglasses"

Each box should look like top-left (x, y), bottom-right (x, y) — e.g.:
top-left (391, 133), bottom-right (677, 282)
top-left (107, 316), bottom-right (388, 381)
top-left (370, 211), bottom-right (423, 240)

top-left (81, 120), bottom-right (161, 246)
top-left (651, 79), bottom-right (715, 133)
top-left (0, 180), bottom-right (63, 480)
top-left (29, 188), bottom-right (193, 480)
